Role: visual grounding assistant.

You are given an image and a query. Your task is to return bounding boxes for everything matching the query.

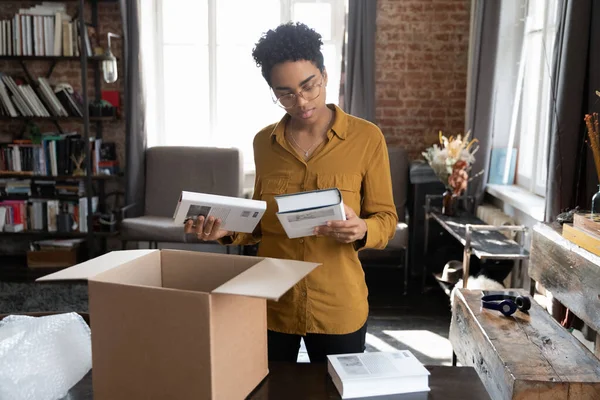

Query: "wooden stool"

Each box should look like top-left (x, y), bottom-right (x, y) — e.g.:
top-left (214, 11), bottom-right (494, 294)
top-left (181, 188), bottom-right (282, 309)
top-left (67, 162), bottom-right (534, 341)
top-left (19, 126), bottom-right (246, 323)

top-left (450, 288), bottom-right (600, 400)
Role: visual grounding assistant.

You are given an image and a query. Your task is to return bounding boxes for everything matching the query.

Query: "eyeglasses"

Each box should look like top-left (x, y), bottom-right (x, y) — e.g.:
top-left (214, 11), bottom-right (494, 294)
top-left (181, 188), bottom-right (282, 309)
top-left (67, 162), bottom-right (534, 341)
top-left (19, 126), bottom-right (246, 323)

top-left (272, 79), bottom-right (324, 109)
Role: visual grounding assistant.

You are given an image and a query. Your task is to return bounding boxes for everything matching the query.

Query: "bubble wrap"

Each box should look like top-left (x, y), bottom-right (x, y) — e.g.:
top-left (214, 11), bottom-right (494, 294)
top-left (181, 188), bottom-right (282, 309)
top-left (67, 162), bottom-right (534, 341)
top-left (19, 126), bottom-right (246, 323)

top-left (0, 312), bottom-right (92, 400)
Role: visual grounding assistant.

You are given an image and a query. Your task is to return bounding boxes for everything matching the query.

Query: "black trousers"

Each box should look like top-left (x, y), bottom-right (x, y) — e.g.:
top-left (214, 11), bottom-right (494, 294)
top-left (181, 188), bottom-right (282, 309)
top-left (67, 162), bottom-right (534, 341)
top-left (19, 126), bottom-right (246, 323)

top-left (267, 322), bottom-right (368, 363)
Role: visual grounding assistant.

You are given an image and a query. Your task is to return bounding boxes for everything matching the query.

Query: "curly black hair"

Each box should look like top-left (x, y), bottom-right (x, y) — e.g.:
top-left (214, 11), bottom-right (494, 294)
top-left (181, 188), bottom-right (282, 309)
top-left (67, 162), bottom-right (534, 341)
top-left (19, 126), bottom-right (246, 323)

top-left (252, 22), bottom-right (325, 86)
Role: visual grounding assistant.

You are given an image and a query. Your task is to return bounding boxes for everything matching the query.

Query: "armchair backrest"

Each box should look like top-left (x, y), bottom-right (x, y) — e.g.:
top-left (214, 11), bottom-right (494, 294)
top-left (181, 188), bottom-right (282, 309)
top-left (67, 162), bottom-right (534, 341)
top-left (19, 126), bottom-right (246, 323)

top-left (144, 146), bottom-right (243, 217)
top-left (388, 147), bottom-right (408, 222)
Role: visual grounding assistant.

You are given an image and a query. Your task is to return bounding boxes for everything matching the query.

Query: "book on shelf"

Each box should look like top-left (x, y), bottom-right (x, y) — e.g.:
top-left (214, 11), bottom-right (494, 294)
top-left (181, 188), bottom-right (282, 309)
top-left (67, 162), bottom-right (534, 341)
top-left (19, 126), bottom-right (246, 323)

top-left (327, 350), bottom-right (430, 399)
top-left (274, 188), bottom-right (346, 239)
top-left (0, 2), bottom-right (94, 58)
top-left (0, 73), bottom-right (85, 119)
top-left (32, 237), bottom-right (84, 250)
top-left (0, 195), bottom-right (97, 233)
top-left (0, 133), bottom-right (104, 176)
top-left (173, 191), bottom-right (266, 234)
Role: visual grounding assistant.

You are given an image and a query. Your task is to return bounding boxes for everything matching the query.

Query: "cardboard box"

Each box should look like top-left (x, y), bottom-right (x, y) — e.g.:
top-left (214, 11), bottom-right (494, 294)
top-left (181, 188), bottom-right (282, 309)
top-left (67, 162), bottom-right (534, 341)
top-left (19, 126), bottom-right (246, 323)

top-left (37, 249), bottom-right (320, 399)
top-left (27, 248), bottom-right (81, 268)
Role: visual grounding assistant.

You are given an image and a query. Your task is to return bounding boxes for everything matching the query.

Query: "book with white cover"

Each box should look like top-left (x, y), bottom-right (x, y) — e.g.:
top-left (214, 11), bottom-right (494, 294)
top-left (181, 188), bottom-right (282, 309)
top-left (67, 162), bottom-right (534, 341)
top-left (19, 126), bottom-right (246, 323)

top-left (173, 191), bottom-right (266, 234)
top-left (327, 350), bottom-right (430, 399)
top-left (275, 188), bottom-right (346, 239)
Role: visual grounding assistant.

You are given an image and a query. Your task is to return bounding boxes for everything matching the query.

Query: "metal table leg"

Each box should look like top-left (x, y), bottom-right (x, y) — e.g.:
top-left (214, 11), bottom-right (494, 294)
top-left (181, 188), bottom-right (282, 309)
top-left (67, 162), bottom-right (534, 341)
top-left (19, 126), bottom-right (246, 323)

top-left (422, 196), bottom-right (432, 293)
top-left (462, 225), bottom-right (472, 288)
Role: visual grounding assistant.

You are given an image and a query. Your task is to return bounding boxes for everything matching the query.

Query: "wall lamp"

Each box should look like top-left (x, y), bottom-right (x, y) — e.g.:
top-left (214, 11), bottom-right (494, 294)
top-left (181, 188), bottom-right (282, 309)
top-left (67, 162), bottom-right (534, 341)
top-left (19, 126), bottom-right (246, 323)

top-left (102, 32), bottom-right (121, 83)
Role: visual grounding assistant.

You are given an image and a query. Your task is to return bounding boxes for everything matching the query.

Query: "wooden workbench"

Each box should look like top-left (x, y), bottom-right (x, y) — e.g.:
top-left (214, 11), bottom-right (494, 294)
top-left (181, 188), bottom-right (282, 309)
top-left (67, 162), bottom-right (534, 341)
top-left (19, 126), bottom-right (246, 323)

top-left (450, 288), bottom-right (600, 399)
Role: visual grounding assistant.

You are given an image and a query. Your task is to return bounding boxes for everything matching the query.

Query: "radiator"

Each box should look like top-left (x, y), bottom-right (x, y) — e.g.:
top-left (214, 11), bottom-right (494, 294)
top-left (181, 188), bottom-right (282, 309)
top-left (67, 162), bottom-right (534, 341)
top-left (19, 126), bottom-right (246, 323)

top-left (476, 204), bottom-right (516, 239)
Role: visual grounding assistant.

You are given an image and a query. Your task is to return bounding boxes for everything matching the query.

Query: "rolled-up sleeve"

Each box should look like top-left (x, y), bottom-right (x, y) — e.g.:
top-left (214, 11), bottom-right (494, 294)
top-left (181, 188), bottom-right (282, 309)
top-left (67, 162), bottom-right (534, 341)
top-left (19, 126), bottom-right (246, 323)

top-left (357, 136), bottom-right (398, 250)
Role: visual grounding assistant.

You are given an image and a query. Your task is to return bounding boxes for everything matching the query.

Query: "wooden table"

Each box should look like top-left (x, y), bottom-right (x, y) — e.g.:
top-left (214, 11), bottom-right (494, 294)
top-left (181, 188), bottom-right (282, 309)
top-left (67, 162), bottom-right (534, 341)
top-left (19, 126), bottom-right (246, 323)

top-left (529, 222), bottom-right (600, 355)
top-left (450, 288), bottom-right (600, 399)
top-left (424, 197), bottom-right (529, 290)
top-left (63, 362), bottom-right (491, 400)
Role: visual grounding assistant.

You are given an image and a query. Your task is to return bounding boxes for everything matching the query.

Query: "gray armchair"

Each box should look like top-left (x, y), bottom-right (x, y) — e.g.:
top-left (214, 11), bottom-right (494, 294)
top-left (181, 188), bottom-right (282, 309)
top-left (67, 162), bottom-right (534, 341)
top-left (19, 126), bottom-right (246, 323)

top-left (358, 147), bottom-right (410, 294)
top-left (119, 146), bottom-right (243, 250)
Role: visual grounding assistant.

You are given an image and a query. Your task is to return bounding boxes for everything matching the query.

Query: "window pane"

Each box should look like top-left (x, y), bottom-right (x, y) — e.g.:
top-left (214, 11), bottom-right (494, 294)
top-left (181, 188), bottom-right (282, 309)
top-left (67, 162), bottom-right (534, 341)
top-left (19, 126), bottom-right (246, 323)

top-left (215, 45), bottom-right (285, 168)
top-left (217, 0), bottom-right (280, 45)
top-left (527, 0), bottom-right (545, 31)
top-left (163, 45), bottom-right (210, 146)
top-left (162, 0), bottom-right (208, 44)
top-left (215, 1), bottom-right (281, 167)
top-left (292, 2), bottom-right (333, 41)
top-left (516, 33), bottom-right (542, 184)
top-left (322, 43), bottom-right (340, 104)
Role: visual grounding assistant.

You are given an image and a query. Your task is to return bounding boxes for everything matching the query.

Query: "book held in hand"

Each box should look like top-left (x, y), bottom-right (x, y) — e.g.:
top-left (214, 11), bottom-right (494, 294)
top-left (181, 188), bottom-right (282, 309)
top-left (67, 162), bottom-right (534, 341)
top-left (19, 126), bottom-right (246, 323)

top-left (173, 191), bottom-right (266, 234)
top-left (327, 350), bottom-right (430, 399)
top-left (275, 188), bottom-right (346, 239)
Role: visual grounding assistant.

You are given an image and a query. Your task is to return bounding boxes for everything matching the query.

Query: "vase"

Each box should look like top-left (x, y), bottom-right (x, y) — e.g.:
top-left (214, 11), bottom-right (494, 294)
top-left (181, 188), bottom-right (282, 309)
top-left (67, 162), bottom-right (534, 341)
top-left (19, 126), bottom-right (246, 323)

top-left (592, 185), bottom-right (600, 214)
top-left (442, 189), bottom-right (458, 216)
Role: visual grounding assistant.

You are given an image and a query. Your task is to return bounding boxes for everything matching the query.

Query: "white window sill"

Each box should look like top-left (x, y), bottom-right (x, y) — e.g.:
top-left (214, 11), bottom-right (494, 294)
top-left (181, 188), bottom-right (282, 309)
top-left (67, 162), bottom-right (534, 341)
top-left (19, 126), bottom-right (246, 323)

top-left (486, 184), bottom-right (545, 222)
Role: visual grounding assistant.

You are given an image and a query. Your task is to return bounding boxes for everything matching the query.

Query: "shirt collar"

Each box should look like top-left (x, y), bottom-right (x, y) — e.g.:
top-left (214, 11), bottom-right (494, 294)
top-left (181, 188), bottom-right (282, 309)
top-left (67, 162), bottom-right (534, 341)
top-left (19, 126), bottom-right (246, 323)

top-left (270, 104), bottom-right (348, 141)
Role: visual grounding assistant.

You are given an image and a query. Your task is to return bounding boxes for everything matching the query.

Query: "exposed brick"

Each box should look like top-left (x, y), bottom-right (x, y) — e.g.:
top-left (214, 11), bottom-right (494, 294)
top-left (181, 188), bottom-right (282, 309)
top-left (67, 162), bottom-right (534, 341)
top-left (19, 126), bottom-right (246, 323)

top-left (376, 0), bottom-right (470, 160)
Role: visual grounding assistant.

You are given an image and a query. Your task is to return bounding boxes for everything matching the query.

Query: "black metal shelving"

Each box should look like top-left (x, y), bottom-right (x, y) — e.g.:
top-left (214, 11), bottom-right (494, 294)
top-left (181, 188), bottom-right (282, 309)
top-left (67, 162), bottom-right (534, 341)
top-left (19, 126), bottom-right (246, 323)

top-left (0, 0), bottom-right (122, 272)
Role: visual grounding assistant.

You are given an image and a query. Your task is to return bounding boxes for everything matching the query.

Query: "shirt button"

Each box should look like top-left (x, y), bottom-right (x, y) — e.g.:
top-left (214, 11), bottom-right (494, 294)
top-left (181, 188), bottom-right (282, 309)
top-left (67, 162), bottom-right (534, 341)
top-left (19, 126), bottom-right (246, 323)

top-left (300, 184), bottom-right (304, 190)
top-left (299, 239), bottom-right (304, 243)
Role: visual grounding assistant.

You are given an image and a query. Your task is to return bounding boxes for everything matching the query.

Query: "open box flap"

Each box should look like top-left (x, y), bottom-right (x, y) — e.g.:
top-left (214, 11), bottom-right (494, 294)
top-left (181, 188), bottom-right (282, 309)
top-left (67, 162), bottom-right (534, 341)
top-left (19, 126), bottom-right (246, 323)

top-left (211, 257), bottom-right (320, 301)
top-left (35, 250), bottom-right (158, 282)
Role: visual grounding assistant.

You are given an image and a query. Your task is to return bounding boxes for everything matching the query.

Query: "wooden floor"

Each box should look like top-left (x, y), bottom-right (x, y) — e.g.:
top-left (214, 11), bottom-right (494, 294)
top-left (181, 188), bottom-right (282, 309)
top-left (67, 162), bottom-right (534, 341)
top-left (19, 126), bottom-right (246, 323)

top-left (298, 266), bottom-right (453, 364)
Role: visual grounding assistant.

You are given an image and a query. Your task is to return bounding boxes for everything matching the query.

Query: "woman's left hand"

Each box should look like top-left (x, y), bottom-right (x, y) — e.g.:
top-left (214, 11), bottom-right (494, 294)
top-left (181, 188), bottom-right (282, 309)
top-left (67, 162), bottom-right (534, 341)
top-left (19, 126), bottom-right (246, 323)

top-left (314, 204), bottom-right (367, 243)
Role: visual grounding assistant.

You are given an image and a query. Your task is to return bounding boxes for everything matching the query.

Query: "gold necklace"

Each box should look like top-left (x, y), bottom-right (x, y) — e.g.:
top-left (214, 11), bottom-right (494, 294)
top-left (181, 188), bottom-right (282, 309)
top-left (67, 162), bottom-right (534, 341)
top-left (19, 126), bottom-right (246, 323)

top-left (288, 124), bottom-right (323, 157)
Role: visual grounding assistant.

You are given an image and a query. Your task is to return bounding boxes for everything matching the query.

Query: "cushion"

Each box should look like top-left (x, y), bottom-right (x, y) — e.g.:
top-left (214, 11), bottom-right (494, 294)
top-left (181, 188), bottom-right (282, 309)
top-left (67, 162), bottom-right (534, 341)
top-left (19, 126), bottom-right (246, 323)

top-left (144, 146), bottom-right (243, 217)
top-left (120, 216), bottom-right (187, 242)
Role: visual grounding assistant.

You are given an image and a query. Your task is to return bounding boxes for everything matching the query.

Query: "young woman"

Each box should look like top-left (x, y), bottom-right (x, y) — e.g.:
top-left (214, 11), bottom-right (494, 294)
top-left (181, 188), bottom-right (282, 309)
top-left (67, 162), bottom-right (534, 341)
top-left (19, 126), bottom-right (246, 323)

top-left (184, 22), bottom-right (398, 362)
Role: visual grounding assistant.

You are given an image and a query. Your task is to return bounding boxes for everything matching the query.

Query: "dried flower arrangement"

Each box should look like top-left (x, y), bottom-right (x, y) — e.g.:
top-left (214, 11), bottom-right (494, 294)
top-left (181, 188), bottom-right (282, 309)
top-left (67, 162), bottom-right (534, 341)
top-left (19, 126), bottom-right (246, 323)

top-left (422, 131), bottom-right (480, 196)
top-left (585, 112), bottom-right (600, 182)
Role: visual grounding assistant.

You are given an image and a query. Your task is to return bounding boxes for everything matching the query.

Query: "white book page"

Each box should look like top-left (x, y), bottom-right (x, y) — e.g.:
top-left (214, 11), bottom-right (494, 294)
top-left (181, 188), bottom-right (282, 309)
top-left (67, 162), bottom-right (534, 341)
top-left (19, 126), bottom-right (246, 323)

top-left (277, 203), bottom-right (345, 238)
top-left (332, 351), bottom-right (430, 380)
top-left (337, 353), bottom-right (397, 377)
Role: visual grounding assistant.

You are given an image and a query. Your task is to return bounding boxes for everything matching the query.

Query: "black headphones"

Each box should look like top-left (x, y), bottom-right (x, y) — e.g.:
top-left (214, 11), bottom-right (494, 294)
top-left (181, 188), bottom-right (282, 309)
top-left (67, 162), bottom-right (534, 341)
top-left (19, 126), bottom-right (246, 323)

top-left (481, 294), bottom-right (531, 317)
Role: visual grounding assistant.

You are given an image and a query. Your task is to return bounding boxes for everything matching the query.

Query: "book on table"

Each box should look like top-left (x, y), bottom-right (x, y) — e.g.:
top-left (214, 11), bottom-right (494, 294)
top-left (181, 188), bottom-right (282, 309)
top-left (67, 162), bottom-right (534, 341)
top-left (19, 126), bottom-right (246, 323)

top-left (173, 191), bottom-right (266, 234)
top-left (573, 213), bottom-right (600, 237)
top-left (274, 188), bottom-right (346, 239)
top-left (327, 350), bottom-right (430, 399)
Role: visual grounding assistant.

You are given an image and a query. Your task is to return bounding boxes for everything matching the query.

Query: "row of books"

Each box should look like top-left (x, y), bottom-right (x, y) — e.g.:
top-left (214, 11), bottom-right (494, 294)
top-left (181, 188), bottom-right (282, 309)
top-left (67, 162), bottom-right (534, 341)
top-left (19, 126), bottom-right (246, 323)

top-left (0, 178), bottom-right (82, 198)
top-left (0, 196), bottom-right (97, 233)
top-left (0, 2), bottom-right (94, 57)
top-left (0, 73), bottom-right (83, 118)
top-left (0, 134), bottom-right (103, 177)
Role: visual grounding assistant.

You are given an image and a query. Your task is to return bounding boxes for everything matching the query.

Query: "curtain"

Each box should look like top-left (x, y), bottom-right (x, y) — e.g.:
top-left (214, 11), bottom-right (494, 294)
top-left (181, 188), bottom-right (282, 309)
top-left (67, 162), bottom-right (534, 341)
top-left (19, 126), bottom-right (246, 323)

top-left (545, 0), bottom-right (600, 222)
top-left (464, 0), bottom-right (502, 202)
top-left (120, 0), bottom-right (147, 217)
top-left (343, 0), bottom-right (377, 123)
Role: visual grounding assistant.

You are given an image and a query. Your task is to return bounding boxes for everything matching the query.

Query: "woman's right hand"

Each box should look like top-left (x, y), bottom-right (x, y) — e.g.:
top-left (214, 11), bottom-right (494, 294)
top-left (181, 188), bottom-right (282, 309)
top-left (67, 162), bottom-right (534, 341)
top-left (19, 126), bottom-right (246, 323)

top-left (184, 216), bottom-right (233, 241)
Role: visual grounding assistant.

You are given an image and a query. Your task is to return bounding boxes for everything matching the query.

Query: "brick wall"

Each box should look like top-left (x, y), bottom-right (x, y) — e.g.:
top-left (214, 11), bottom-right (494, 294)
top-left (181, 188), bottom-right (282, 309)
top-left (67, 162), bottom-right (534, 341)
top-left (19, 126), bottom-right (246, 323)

top-left (0, 1), bottom-right (125, 167)
top-left (375, 0), bottom-right (471, 160)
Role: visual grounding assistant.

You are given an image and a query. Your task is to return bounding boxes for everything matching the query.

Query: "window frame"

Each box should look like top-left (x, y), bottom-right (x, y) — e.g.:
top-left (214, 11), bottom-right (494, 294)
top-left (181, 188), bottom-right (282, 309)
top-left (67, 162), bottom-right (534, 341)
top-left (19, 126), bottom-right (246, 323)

top-left (513, 0), bottom-right (558, 197)
top-left (151, 0), bottom-right (347, 171)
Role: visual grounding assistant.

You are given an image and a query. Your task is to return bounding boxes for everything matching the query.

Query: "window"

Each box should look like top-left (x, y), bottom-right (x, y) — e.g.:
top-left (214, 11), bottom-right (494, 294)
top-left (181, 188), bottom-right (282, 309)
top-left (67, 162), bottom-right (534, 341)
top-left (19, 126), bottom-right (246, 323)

top-left (148, 0), bottom-right (347, 172)
top-left (511, 0), bottom-right (559, 196)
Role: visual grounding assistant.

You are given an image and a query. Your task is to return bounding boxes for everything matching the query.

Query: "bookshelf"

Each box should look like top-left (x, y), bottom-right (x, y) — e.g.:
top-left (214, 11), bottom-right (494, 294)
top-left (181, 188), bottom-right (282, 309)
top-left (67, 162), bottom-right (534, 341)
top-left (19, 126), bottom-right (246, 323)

top-left (0, 0), bottom-right (123, 274)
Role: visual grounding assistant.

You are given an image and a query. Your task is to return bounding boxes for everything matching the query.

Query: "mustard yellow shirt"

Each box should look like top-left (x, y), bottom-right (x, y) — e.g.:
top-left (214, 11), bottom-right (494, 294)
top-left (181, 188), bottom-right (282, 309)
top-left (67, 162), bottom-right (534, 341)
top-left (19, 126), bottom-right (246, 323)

top-left (224, 104), bottom-right (398, 335)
